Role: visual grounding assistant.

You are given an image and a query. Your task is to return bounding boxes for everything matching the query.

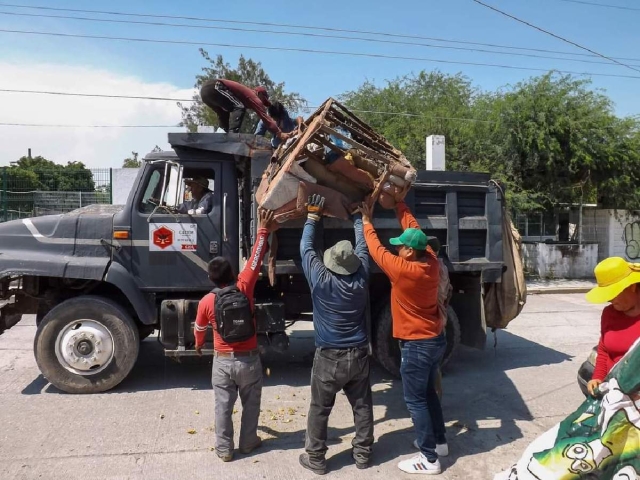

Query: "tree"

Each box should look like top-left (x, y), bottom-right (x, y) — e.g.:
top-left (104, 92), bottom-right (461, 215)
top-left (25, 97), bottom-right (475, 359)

top-left (470, 73), bottom-right (640, 212)
top-left (341, 71), bottom-right (640, 213)
top-left (341, 71), bottom-right (478, 169)
top-left (179, 50), bottom-right (307, 133)
top-left (123, 152), bottom-right (141, 168)
top-left (8, 156), bottom-right (95, 192)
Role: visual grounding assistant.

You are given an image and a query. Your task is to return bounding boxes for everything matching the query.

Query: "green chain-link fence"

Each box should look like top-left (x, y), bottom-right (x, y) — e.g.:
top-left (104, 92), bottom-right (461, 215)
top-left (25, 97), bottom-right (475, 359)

top-left (0, 168), bottom-right (112, 222)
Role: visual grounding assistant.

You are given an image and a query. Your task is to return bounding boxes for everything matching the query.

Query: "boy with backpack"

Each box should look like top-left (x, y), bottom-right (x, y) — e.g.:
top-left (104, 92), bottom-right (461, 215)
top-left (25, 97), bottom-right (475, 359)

top-left (194, 208), bottom-right (278, 462)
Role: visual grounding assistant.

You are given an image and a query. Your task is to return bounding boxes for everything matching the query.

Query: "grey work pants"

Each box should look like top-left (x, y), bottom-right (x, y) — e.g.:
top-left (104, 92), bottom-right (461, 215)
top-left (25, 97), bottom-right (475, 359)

top-left (211, 355), bottom-right (263, 454)
top-left (305, 347), bottom-right (374, 466)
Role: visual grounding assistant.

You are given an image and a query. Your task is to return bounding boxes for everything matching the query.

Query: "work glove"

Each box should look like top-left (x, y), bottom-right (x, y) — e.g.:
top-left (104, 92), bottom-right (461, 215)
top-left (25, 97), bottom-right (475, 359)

top-left (306, 194), bottom-right (325, 221)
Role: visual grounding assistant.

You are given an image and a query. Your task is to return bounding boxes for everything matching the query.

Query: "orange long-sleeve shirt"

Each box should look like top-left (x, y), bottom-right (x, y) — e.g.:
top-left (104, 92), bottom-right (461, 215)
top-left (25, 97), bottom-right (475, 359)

top-left (364, 202), bottom-right (441, 340)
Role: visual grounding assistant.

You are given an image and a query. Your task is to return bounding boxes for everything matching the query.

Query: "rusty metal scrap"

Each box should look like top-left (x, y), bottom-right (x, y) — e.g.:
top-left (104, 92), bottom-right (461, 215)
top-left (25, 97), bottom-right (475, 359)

top-left (256, 98), bottom-right (416, 222)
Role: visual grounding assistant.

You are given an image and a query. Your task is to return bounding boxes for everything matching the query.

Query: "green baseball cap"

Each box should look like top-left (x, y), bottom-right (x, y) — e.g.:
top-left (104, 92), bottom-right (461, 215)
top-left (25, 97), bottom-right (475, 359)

top-left (389, 228), bottom-right (428, 250)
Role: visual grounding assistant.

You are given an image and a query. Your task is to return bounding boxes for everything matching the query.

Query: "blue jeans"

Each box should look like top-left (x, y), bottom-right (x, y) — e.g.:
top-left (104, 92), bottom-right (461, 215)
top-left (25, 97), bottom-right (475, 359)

top-left (400, 335), bottom-right (447, 462)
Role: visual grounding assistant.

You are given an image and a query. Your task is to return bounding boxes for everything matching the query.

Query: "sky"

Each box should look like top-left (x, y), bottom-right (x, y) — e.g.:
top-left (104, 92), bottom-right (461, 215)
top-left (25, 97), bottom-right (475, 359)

top-left (0, 0), bottom-right (639, 167)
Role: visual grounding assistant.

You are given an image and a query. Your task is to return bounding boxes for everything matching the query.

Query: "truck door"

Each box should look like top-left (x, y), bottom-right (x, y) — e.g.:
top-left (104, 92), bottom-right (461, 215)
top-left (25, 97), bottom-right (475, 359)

top-left (129, 160), bottom-right (226, 291)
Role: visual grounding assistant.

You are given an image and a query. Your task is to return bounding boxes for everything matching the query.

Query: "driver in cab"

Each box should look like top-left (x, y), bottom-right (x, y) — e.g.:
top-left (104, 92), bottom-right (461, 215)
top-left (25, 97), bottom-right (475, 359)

top-left (178, 176), bottom-right (213, 215)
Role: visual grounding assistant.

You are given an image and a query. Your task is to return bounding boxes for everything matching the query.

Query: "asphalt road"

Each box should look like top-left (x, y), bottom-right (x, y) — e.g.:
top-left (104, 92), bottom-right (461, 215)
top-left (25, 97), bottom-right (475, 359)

top-left (0, 293), bottom-right (602, 480)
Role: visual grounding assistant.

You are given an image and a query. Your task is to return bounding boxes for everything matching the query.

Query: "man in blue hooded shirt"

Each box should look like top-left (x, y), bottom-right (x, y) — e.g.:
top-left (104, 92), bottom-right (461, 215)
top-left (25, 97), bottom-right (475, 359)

top-left (298, 194), bottom-right (374, 475)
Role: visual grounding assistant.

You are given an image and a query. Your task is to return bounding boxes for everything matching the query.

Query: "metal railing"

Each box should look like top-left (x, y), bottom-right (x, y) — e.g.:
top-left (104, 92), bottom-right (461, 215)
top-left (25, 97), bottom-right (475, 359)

top-left (0, 168), bottom-right (112, 222)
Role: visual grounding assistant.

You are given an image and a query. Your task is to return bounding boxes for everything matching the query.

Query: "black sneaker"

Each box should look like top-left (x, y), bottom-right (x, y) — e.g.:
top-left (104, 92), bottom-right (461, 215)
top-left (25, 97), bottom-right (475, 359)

top-left (353, 452), bottom-right (370, 470)
top-left (299, 453), bottom-right (327, 475)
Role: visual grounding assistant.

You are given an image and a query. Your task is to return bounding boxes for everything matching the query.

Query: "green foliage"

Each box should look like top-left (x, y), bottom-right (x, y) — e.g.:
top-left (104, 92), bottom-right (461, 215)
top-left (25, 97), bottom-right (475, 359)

top-left (342, 71), bottom-right (640, 213)
top-left (179, 50), bottom-right (307, 133)
top-left (123, 151), bottom-right (141, 168)
top-left (7, 156), bottom-right (96, 192)
top-left (341, 71), bottom-right (478, 170)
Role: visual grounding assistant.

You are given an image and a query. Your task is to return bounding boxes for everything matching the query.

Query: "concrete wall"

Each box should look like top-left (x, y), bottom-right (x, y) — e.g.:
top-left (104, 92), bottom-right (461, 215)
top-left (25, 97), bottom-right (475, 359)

top-left (581, 208), bottom-right (612, 261)
top-left (607, 210), bottom-right (640, 261)
top-left (112, 168), bottom-right (140, 205)
top-left (522, 242), bottom-right (598, 279)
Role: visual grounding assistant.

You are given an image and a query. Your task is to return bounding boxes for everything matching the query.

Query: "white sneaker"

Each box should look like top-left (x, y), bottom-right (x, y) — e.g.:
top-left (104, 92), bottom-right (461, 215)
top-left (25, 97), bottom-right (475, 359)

top-left (398, 453), bottom-right (442, 475)
top-left (413, 439), bottom-right (449, 457)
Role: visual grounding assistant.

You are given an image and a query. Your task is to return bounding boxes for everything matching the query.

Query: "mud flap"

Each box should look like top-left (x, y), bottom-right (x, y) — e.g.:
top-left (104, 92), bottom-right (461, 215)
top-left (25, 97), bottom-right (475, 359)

top-left (0, 296), bottom-right (36, 334)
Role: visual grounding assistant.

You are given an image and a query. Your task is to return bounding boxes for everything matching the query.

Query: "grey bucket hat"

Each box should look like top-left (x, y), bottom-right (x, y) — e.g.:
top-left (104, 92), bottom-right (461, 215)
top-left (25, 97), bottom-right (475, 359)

top-left (323, 240), bottom-right (361, 275)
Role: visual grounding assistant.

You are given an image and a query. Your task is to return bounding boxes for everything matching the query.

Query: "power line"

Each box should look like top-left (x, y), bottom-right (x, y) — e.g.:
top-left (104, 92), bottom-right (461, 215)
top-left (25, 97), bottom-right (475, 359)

top-left (0, 10), bottom-right (638, 68)
top-left (0, 88), bottom-right (193, 102)
top-left (0, 88), bottom-right (481, 119)
top-left (1, 28), bottom-right (640, 80)
top-left (2, 2), bottom-right (640, 62)
top-left (0, 122), bottom-right (179, 127)
top-left (472, 0), bottom-right (640, 74)
top-left (551, 0), bottom-right (640, 11)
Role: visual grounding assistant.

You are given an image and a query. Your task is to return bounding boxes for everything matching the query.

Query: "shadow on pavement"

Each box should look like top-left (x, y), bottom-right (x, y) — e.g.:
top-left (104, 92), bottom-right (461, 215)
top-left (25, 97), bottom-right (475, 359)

top-left (21, 324), bottom-right (575, 469)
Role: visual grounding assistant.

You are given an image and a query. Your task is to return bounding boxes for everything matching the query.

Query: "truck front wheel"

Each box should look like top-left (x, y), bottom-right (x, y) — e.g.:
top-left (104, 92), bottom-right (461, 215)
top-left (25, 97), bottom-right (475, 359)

top-left (34, 296), bottom-right (139, 394)
top-left (373, 302), bottom-right (461, 378)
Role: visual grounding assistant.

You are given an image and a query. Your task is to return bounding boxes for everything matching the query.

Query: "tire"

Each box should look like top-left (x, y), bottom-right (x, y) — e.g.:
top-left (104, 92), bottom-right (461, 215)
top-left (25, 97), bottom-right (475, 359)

top-left (441, 306), bottom-right (461, 369)
top-left (34, 295), bottom-right (140, 394)
top-left (373, 302), bottom-right (461, 378)
top-left (373, 300), bottom-right (401, 377)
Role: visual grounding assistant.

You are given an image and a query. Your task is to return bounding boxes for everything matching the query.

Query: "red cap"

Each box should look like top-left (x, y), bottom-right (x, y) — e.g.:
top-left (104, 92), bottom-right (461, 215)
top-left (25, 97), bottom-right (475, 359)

top-left (254, 86), bottom-right (271, 106)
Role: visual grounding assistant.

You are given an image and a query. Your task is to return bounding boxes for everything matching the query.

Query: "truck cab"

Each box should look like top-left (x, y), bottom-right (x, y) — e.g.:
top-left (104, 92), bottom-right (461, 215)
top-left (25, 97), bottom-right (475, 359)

top-left (0, 133), bottom-right (507, 393)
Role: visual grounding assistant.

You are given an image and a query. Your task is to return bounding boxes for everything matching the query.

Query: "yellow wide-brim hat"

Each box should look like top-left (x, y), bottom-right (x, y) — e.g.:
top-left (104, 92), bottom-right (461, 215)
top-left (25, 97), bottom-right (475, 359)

top-left (586, 257), bottom-right (640, 304)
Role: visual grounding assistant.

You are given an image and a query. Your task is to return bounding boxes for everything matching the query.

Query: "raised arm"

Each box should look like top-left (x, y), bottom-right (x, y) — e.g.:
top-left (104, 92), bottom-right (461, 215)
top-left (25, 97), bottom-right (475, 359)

top-left (352, 213), bottom-right (370, 279)
top-left (395, 200), bottom-right (420, 230)
top-left (300, 194), bottom-right (328, 288)
top-left (359, 202), bottom-right (404, 282)
top-left (237, 209), bottom-right (275, 294)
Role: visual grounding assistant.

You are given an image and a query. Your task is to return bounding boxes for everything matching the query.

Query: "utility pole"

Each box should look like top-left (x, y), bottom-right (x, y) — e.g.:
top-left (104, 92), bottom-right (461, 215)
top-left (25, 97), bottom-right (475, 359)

top-left (27, 148), bottom-right (32, 160)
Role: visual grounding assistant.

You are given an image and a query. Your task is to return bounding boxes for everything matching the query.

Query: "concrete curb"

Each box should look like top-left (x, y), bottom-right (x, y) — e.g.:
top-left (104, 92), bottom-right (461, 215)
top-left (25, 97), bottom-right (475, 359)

top-left (527, 287), bottom-right (593, 295)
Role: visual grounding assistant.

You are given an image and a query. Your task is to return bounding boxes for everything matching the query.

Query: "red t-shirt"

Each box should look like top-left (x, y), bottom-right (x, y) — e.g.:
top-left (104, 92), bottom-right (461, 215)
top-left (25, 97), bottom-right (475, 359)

top-left (194, 228), bottom-right (269, 352)
top-left (592, 305), bottom-right (640, 380)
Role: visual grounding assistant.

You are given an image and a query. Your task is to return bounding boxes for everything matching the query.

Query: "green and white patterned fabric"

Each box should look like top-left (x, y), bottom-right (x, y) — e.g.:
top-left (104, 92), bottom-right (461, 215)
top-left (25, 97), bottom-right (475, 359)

top-left (495, 339), bottom-right (640, 480)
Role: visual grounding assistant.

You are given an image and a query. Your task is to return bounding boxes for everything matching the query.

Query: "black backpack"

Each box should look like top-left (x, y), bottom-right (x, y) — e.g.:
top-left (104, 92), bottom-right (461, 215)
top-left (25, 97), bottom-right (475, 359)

top-left (212, 285), bottom-right (255, 343)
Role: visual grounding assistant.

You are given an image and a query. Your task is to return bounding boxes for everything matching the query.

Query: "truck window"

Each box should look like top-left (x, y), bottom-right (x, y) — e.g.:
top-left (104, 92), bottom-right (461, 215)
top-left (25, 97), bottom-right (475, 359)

top-left (138, 165), bottom-right (182, 213)
top-left (141, 170), bottom-right (162, 205)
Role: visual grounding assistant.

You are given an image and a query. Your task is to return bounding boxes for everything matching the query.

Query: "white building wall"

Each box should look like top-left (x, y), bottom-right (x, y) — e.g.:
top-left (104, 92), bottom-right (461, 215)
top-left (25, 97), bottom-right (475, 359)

top-left (608, 210), bottom-right (640, 261)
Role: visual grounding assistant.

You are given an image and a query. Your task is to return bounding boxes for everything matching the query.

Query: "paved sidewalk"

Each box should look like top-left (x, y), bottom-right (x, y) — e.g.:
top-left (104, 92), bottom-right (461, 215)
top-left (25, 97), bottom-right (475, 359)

top-left (527, 278), bottom-right (596, 295)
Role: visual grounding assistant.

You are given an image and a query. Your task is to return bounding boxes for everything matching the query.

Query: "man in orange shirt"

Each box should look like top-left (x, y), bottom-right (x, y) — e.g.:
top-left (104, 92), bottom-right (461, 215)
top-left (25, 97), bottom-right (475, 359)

top-left (360, 200), bottom-right (447, 475)
top-left (194, 208), bottom-right (277, 462)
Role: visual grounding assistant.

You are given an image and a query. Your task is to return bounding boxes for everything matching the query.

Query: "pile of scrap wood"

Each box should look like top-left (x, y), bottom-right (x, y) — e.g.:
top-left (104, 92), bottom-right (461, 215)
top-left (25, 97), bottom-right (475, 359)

top-left (255, 98), bottom-right (417, 222)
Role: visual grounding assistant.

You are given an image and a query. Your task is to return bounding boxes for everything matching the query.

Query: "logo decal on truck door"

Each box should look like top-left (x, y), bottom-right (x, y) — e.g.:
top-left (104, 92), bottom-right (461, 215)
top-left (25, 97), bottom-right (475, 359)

top-left (149, 224), bottom-right (197, 252)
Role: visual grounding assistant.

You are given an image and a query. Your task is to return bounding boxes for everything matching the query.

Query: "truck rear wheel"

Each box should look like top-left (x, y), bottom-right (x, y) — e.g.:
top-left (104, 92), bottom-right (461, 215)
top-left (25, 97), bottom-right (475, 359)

top-left (374, 302), bottom-right (461, 377)
top-left (34, 296), bottom-right (139, 394)
top-left (442, 306), bottom-right (461, 369)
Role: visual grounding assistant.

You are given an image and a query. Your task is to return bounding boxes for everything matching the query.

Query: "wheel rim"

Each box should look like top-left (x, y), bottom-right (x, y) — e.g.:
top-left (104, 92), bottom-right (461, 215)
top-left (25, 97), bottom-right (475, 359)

top-left (54, 320), bottom-right (115, 376)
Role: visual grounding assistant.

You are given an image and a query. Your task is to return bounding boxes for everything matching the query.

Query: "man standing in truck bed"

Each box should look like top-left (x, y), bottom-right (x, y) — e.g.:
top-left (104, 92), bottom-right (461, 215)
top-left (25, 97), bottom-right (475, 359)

top-left (194, 208), bottom-right (277, 462)
top-left (298, 194), bottom-right (374, 475)
top-left (360, 200), bottom-right (447, 475)
top-left (200, 79), bottom-right (292, 142)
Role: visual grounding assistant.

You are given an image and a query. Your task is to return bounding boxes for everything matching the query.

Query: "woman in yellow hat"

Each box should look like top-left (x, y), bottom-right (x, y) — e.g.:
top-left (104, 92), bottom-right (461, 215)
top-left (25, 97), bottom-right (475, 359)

top-left (585, 257), bottom-right (640, 395)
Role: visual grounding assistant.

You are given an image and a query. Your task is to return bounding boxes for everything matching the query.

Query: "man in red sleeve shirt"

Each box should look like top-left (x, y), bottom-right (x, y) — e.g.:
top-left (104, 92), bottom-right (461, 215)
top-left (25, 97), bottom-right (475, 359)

top-left (200, 79), bottom-right (292, 141)
top-left (194, 208), bottom-right (277, 462)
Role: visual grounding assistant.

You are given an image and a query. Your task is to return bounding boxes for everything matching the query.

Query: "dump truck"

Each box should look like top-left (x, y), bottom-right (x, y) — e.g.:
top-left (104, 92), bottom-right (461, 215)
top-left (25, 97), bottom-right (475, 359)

top-left (0, 101), bottom-right (514, 393)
